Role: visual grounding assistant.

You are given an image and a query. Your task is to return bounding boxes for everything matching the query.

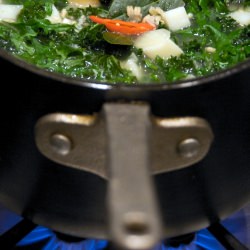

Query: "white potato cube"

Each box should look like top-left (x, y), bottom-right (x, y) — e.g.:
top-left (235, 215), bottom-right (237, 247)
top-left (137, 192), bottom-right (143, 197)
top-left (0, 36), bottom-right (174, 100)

top-left (0, 4), bottom-right (23, 22)
top-left (163, 6), bottom-right (191, 31)
top-left (228, 8), bottom-right (250, 26)
top-left (134, 29), bottom-right (183, 60)
top-left (46, 5), bottom-right (62, 24)
top-left (135, 29), bottom-right (170, 49)
top-left (120, 53), bottom-right (143, 81)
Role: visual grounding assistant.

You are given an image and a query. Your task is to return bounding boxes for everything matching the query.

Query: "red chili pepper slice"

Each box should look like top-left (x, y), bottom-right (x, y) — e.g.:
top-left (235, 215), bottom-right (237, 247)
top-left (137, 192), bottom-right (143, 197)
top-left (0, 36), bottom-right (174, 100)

top-left (89, 15), bottom-right (156, 35)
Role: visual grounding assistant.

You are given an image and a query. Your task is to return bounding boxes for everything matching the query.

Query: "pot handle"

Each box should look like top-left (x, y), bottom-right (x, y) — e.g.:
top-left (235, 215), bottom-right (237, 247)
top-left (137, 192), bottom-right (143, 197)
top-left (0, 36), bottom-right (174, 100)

top-left (104, 103), bottom-right (162, 250)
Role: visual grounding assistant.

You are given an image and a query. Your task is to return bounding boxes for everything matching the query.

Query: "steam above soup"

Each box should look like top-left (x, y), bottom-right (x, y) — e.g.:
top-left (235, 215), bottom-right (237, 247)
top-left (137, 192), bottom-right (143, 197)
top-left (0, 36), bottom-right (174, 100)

top-left (0, 0), bottom-right (249, 84)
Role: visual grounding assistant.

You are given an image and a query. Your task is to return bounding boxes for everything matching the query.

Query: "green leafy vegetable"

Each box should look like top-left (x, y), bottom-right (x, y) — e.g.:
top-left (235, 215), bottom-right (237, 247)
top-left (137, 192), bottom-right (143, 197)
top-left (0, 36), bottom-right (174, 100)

top-left (0, 0), bottom-right (249, 84)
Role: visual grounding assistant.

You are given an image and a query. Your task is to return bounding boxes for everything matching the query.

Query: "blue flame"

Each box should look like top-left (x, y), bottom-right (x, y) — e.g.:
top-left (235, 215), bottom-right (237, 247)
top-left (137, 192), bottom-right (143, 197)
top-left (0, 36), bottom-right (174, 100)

top-left (195, 207), bottom-right (249, 250)
top-left (15, 226), bottom-right (108, 250)
top-left (153, 240), bottom-right (198, 250)
top-left (0, 204), bottom-right (22, 233)
top-left (0, 204), bottom-right (108, 250)
top-left (0, 203), bottom-right (249, 250)
top-left (153, 205), bottom-right (249, 250)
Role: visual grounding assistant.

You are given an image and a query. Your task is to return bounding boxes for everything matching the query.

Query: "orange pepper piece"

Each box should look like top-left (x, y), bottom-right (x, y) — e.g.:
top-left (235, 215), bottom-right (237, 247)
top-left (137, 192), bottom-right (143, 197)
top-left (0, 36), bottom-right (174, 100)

top-left (89, 15), bottom-right (156, 35)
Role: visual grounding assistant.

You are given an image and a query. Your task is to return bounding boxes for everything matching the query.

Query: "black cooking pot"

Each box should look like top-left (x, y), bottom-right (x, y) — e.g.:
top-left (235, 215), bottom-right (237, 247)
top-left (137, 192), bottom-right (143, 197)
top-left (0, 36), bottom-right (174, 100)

top-left (0, 48), bottom-right (250, 250)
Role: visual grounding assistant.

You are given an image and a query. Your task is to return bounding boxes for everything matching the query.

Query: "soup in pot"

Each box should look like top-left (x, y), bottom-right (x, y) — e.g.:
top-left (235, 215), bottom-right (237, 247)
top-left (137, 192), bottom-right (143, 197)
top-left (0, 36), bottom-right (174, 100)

top-left (0, 0), bottom-right (249, 84)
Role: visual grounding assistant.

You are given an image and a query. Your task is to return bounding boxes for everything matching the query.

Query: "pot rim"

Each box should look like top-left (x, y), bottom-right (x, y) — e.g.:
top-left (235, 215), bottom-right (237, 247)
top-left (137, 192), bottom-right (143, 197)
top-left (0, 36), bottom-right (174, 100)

top-left (1, 48), bottom-right (249, 91)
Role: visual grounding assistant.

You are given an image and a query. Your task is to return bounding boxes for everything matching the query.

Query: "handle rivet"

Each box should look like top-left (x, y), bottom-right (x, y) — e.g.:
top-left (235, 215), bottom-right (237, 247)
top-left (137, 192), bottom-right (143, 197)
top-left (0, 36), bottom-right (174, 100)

top-left (50, 134), bottom-right (72, 155)
top-left (178, 138), bottom-right (200, 158)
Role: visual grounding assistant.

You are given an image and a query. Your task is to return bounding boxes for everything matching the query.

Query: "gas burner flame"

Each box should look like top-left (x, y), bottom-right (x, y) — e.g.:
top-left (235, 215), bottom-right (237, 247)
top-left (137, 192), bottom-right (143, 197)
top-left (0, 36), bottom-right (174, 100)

top-left (17, 227), bottom-right (198, 250)
top-left (16, 226), bottom-right (108, 250)
top-left (153, 241), bottom-right (197, 250)
top-left (0, 203), bottom-right (249, 250)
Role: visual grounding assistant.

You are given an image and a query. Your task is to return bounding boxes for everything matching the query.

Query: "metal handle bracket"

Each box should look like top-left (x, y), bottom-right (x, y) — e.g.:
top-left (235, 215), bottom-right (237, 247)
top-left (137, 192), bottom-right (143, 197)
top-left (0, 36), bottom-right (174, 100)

top-left (35, 104), bottom-right (214, 179)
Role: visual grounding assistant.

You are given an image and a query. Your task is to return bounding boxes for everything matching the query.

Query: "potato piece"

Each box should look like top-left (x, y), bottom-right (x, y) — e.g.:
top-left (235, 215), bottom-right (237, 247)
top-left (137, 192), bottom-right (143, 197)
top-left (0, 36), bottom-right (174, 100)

top-left (120, 53), bottom-right (143, 81)
top-left (228, 8), bottom-right (250, 26)
top-left (0, 4), bottom-right (23, 22)
top-left (68, 0), bottom-right (101, 7)
top-left (163, 6), bottom-right (191, 31)
top-left (46, 5), bottom-right (62, 24)
top-left (134, 28), bottom-right (183, 60)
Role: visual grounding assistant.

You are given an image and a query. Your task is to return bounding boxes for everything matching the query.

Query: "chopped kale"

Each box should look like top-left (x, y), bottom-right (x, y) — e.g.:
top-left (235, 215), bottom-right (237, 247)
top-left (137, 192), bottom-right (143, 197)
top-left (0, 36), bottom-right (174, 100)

top-left (0, 0), bottom-right (249, 84)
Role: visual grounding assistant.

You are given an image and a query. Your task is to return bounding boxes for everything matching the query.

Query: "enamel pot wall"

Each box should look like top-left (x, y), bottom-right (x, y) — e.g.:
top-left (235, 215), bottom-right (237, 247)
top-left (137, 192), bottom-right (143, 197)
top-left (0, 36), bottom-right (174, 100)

top-left (0, 49), bottom-right (250, 250)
